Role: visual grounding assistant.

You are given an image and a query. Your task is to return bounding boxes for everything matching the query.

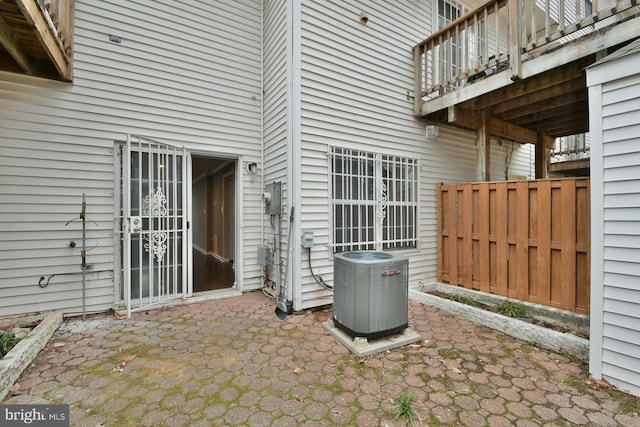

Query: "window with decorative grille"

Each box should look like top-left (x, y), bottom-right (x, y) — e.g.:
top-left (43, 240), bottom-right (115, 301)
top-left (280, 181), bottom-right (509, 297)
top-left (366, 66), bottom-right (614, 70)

top-left (329, 147), bottom-right (419, 253)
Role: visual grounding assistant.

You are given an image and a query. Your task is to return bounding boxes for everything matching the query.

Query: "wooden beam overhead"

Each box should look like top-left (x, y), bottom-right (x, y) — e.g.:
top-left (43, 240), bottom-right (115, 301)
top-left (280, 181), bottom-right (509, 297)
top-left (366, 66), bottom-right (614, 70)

top-left (512, 105), bottom-right (589, 130)
top-left (538, 117), bottom-right (590, 137)
top-left (448, 105), bottom-right (480, 129)
top-left (500, 92), bottom-right (587, 122)
top-left (14, 0), bottom-right (71, 81)
top-left (488, 116), bottom-right (539, 145)
top-left (448, 106), bottom-right (539, 145)
top-left (0, 13), bottom-right (33, 73)
top-left (485, 77), bottom-right (586, 116)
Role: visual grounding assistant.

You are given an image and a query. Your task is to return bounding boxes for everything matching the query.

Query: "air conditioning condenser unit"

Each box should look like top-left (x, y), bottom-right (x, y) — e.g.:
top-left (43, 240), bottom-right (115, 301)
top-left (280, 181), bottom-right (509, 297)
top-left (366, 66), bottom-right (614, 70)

top-left (333, 251), bottom-right (408, 339)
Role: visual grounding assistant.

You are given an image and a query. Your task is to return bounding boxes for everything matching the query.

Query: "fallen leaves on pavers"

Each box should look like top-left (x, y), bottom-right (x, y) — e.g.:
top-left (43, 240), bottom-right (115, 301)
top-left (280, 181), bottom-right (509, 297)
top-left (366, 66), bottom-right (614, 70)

top-left (589, 377), bottom-right (613, 389)
top-left (111, 355), bottom-right (137, 373)
top-left (385, 351), bottom-right (405, 361)
top-left (450, 366), bottom-right (462, 374)
top-left (407, 342), bottom-right (429, 353)
top-left (10, 383), bottom-right (20, 396)
top-left (113, 311), bottom-right (127, 320)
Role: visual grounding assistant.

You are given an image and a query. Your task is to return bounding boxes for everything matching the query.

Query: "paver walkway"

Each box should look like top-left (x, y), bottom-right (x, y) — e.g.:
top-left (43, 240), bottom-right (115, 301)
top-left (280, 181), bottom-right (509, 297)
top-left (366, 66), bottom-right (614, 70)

top-left (3, 291), bottom-right (640, 426)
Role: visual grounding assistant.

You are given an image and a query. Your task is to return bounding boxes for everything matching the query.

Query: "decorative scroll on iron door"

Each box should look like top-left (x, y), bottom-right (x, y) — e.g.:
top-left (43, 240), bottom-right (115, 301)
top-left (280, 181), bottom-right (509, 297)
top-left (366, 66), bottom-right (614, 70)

top-left (122, 135), bottom-right (191, 317)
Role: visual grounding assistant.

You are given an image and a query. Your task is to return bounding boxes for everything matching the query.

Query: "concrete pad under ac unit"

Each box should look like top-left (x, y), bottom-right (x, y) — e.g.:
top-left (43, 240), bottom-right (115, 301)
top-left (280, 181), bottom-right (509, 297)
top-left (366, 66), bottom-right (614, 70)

top-left (323, 318), bottom-right (421, 357)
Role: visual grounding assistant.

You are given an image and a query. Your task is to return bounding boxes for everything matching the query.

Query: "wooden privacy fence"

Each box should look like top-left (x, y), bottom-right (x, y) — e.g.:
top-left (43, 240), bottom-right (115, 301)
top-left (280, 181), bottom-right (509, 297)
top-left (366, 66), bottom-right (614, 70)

top-left (437, 179), bottom-right (590, 314)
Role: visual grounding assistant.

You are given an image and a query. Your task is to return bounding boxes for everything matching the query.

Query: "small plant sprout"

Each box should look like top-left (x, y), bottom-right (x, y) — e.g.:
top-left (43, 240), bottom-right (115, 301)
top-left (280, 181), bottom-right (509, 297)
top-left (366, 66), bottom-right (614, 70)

top-left (392, 389), bottom-right (418, 426)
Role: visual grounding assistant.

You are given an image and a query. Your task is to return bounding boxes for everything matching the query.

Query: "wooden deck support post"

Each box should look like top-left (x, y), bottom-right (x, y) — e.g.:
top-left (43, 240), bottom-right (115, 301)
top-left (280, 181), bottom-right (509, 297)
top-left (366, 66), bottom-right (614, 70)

top-left (476, 112), bottom-right (491, 181)
top-left (535, 133), bottom-right (548, 179)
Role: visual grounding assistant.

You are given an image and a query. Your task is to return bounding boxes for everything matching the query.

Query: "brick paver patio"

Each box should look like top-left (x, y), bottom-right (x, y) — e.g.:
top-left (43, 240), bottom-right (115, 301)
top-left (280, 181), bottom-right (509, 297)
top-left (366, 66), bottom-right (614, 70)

top-left (3, 291), bottom-right (640, 426)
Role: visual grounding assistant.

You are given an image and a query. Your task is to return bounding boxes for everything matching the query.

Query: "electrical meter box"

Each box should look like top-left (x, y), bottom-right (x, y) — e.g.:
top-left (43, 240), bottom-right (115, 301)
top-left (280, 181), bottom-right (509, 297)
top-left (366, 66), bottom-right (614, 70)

top-left (263, 182), bottom-right (282, 216)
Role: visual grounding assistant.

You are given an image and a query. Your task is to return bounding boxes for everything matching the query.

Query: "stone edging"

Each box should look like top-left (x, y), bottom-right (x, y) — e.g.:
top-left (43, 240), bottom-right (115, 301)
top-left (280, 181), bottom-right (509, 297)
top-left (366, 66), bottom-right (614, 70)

top-left (0, 311), bottom-right (63, 401)
top-left (409, 288), bottom-right (589, 362)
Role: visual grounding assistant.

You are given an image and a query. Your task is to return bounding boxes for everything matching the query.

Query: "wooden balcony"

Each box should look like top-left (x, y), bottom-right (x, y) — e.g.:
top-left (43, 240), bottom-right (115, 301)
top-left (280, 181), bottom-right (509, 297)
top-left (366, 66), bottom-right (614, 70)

top-left (0, 0), bottom-right (73, 81)
top-left (414, 0), bottom-right (640, 151)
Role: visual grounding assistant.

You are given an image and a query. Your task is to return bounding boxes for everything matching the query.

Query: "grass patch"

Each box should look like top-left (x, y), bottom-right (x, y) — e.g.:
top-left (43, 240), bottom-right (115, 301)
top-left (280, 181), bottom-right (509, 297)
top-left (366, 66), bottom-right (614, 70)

top-left (0, 332), bottom-right (21, 358)
top-left (392, 389), bottom-right (418, 426)
top-left (438, 348), bottom-right (458, 359)
top-left (491, 300), bottom-right (526, 318)
top-left (439, 293), bottom-right (477, 307)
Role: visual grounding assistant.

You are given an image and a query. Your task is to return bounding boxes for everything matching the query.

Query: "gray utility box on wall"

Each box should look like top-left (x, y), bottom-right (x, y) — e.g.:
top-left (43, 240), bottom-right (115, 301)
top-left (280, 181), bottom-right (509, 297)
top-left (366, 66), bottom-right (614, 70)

top-left (333, 251), bottom-right (409, 339)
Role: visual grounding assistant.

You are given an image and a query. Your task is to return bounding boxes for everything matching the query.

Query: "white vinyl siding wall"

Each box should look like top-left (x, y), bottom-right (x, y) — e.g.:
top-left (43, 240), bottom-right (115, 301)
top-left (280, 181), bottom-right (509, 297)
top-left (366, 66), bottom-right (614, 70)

top-left (588, 41), bottom-right (640, 397)
top-left (295, 0), bottom-right (534, 309)
top-left (263, 0), bottom-right (289, 185)
top-left (262, 0), bottom-right (292, 302)
top-left (492, 140), bottom-right (535, 180)
top-left (0, 0), bottom-right (263, 316)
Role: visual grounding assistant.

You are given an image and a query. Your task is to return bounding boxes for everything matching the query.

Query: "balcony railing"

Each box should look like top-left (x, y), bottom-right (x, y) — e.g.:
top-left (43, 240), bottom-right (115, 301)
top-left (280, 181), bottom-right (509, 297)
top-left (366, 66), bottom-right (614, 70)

top-left (413, 0), bottom-right (639, 112)
top-left (550, 134), bottom-right (590, 163)
top-left (547, 133), bottom-right (590, 175)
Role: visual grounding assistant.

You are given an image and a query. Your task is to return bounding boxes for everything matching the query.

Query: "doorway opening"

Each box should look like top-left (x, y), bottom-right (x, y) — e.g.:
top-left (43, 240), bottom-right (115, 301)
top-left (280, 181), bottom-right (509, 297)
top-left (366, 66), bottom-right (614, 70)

top-left (191, 156), bottom-right (236, 292)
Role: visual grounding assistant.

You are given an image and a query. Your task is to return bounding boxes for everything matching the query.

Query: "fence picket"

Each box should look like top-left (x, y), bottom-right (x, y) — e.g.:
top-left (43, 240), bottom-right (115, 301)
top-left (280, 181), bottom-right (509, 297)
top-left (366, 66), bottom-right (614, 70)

top-left (561, 180), bottom-right (577, 312)
top-left (496, 182), bottom-right (509, 296)
top-left (478, 184), bottom-right (491, 292)
top-left (536, 180), bottom-right (552, 306)
top-left (461, 185), bottom-right (474, 288)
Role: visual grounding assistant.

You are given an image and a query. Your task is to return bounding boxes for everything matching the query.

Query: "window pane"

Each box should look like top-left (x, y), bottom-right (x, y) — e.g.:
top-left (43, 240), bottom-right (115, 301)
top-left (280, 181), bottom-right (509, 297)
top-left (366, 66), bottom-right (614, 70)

top-left (331, 147), bottom-right (418, 252)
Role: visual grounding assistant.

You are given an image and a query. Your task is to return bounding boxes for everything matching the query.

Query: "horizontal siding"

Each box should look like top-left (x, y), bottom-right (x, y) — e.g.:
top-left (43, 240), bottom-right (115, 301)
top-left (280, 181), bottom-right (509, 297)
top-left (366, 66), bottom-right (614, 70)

top-left (604, 150), bottom-right (640, 169)
top-left (260, 0), bottom-right (290, 297)
top-left (600, 362), bottom-right (640, 397)
top-left (604, 235), bottom-right (640, 253)
top-left (604, 193), bottom-right (640, 207)
top-left (298, 0), bottom-right (430, 309)
top-left (599, 61), bottom-right (640, 395)
top-left (604, 246), bottom-right (640, 264)
top-left (603, 311), bottom-right (640, 334)
top-left (601, 271), bottom-right (640, 290)
top-left (263, 0), bottom-right (288, 183)
top-left (296, 0), bottom-right (534, 308)
top-left (603, 259), bottom-right (640, 277)
top-left (0, 0), bottom-right (263, 316)
top-left (603, 324), bottom-right (640, 347)
top-left (491, 140), bottom-right (534, 180)
top-left (603, 339), bottom-right (640, 369)
top-left (603, 206), bottom-right (640, 219)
